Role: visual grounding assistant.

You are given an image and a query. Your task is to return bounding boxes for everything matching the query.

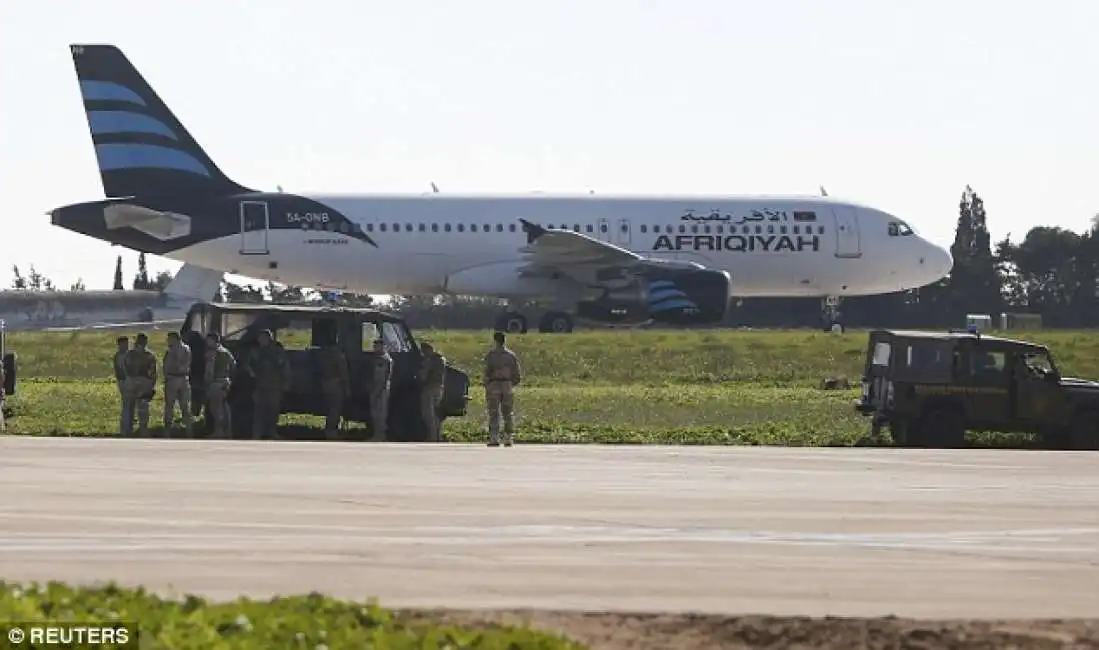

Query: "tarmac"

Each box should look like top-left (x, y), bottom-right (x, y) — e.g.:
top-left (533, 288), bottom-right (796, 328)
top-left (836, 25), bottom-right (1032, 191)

top-left (1, 437), bottom-right (1097, 619)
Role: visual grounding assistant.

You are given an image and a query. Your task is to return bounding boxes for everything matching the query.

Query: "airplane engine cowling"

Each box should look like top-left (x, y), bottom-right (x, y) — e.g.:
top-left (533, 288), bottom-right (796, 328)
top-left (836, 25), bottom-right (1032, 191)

top-left (577, 268), bottom-right (732, 325)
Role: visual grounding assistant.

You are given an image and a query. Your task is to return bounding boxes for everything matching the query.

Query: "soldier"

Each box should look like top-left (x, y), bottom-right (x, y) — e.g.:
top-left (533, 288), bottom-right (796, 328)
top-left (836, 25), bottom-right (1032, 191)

top-left (368, 338), bottom-right (392, 439)
top-left (203, 332), bottom-right (237, 438)
top-left (419, 342), bottom-right (446, 442)
top-left (0, 357), bottom-right (5, 433)
top-left (122, 333), bottom-right (158, 437)
top-left (247, 329), bottom-right (291, 440)
top-left (113, 336), bottom-right (130, 435)
top-left (162, 331), bottom-right (193, 437)
top-left (483, 331), bottom-right (521, 447)
top-left (317, 340), bottom-right (349, 439)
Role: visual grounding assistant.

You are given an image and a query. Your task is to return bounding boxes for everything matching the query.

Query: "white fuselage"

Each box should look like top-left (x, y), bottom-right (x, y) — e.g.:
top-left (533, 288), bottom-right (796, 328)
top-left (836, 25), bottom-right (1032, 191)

top-left (169, 194), bottom-right (952, 301)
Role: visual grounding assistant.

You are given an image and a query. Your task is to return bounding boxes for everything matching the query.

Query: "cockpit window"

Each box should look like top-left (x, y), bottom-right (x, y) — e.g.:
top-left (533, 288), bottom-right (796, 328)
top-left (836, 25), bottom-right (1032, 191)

top-left (888, 221), bottom-right (914, 237)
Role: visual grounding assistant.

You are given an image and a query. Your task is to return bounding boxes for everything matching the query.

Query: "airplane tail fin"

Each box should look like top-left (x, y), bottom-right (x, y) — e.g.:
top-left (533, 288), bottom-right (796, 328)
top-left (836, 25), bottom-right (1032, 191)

top-left (160, 263), bottom-right (224, 303)
top-left (69, 44), bottom-right (250, 199)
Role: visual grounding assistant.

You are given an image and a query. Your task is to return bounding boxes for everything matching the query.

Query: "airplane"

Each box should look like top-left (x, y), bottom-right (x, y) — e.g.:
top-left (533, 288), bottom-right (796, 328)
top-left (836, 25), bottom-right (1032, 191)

top-left (0, 263), bottom-right (223, 332)
top-left (48, 43), bottom-right (953, 335)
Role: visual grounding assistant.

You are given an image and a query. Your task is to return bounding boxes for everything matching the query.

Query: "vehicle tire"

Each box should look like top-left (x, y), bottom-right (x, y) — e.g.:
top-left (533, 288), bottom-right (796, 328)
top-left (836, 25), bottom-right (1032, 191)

top-left (919, 408), bottom-right (966, 448)
top-left (889, 418), bottom-right (913, 446)
top-left (1068, 410), bottom-right (1099, 451)
top-left (495, 313), bottom-right (528, 334)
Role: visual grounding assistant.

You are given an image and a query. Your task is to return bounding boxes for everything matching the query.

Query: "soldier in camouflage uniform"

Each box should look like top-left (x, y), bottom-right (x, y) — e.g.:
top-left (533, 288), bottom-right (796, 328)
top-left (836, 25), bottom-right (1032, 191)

top-left (317, 341), bottom-right (349, 439)
top-left (0, 357), bottom-right (5, 433)
top-left (122, 333), bottom-right (158, 437)
top-left (419, 342), bottom-right (446, 442)
top-left (247, 329), bottom-right (291, 440)
top-left (204, 332), bottom-right (237, 438)
top-left (113, 336), bottom-right (130, 435)
top-left (368, 338), bottom-right (392, 439)
top-left (483, 331), bottom-right (521, 447)
top-left (162, 331), bottom-right (193, 437)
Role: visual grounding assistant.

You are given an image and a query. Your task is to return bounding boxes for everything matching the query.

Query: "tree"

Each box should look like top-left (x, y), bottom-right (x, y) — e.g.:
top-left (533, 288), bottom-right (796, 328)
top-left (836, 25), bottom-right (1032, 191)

top-left (151, 270), bottom-right (173, 292)
top-left (70, 278), bottom-right (87, 291)
top-left (266, 281), bottom-right (306, 304)
top-left (11, 266), bottom-right (26, 290)
top-left (112, 255), bottom-right (124, 290)
top-left (132, 252), bottom-right (151, 290)
top-left (25, 266), bottom-right (55, 291)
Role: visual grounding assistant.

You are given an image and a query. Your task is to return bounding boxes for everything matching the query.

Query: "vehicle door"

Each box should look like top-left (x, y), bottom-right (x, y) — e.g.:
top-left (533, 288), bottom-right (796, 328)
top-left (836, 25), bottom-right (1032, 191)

top-left (1012, 349), bottom-right (1069, 428)
top-left (860, 333), bottom-right (894, 411)
top-left (958, 341), bottom-right (1012, 429)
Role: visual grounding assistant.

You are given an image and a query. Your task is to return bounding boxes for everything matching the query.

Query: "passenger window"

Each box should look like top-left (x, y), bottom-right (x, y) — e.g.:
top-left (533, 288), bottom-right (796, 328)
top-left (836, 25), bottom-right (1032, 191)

top-left (969, 350), bottom-right (1007, 379)
top-left (431, 223), bottom-right (438, 232)
top-left (458, 224), bottom-right (465, 232)
top-left (380, 223), bottom-right (387, 232)
top-left (495, 224), bottom-right (503, 232)
top-left (361, 322), bottom-right (379, 349)
top-left (871, 342), bottom-right (891, 366)
top-left (444, 223), bottom-right (451, 232)
top-left (418, 223), bottom-right (426, 232)
top-left (586, 225), bottom-right (594, 233)
top-left (509, 224), bottom-right (516, 232)
top-left (691, 225), bottom-right (698, 233)
top-left (640, 225), bottom-right (648, 233)
top-left (678, 225), bottom-right (686, 233)
top-left (392, 223), bottom-right (399, 232)
top-left (405, 224), bottom-right (413, 232)
top-left (573, 224), bottom-right (580, 232)
top-left (600, 223), bottom-right (608, 233)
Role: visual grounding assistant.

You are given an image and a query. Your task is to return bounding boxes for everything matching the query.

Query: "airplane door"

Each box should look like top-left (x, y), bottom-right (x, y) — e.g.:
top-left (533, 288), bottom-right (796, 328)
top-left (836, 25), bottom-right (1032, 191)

top-left (615, 218), bottom-right (631, 246)
top-left (831, 206), bottom-right (861, 258)
top-left (239, 201), bottom-right (270, 255)
top-left (597, 218), bottom-right (612, 242)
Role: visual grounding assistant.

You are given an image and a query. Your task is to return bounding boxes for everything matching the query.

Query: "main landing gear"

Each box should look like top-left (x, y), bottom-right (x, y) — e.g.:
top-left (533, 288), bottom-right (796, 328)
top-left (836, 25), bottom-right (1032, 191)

top-left (495, 310), bottom-right (575, 334)
top-left (821, 296), bottom-right (845, 333)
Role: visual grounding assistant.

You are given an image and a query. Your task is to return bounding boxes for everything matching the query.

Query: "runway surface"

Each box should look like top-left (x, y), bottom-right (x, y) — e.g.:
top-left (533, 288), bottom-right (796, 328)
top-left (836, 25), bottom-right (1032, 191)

top-left (1, 437), bottom-right (1097, 619)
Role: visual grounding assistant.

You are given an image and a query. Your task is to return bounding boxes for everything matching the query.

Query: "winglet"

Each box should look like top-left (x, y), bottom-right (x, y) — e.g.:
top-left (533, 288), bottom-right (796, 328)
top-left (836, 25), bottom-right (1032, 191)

top-left (519, 218), bottom-right (547, 245)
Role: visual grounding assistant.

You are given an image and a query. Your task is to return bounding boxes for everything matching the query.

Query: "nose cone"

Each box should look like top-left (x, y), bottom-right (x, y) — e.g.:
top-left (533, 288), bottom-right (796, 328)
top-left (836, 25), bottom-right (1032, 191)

top-left (921, 241), bottom-right (953, 284)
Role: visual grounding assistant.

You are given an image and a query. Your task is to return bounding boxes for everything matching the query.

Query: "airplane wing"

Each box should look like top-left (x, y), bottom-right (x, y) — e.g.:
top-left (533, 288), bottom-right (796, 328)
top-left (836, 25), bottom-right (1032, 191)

top-left (516, 219), bottom-right (704, 277)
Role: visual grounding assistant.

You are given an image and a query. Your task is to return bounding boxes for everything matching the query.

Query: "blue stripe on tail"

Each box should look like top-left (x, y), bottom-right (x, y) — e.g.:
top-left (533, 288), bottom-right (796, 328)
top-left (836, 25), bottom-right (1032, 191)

top-left (80, 80), bottom-right (146, 106)
top-left (88, 110), bottom-right (178, 140)
top-left (95, 143), bottom-right (212, 176)
top-left (646, 280), bottom-right (698, 313)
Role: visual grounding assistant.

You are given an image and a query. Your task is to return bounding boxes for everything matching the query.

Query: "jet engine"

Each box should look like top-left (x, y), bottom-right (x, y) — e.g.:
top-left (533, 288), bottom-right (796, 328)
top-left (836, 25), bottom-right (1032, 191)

top-left (576, 268), bottom-right (732, 325)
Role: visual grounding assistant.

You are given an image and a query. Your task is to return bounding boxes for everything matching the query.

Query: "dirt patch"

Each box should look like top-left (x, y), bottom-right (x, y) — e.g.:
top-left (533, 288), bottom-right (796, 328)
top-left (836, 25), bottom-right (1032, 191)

top-left (398, 609), bottom-right (1099, 649)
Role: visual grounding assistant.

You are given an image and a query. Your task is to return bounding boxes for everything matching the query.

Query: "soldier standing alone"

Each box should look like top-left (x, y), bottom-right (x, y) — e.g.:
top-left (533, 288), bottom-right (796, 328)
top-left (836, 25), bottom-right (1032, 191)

top-left (247, 329), bottom-right (291, 440)
top-left (113, 336), bottom-right (130, 435)
top-left (204, 332), bottom-right (237, 438)
top-left (368, 338), bottom-right (392, 440)
top-left (419, 342), bottom-right (446, 442)
top-left (122, 333), bottom-right (158, 437)
top-left (483, 331), bottom-right (521, 447)
top-left (318, 340), bottom-right (349, 439)
top-left (162, 331), bottom-right (193, 437)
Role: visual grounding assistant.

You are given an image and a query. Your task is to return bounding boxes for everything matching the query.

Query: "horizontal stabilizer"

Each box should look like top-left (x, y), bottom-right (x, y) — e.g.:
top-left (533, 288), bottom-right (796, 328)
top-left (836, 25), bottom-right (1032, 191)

top-left (162, 263), bottom-right (223, 302)
top-left (103, 204), bottom-right (191, 240)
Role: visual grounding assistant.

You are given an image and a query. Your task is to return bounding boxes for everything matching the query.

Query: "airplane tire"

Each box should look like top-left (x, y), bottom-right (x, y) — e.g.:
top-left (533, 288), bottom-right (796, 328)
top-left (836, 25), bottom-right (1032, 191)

top-left (495, 313), bottom-right (528, 334)
top-left (538, 311), bottom-right (574, 333)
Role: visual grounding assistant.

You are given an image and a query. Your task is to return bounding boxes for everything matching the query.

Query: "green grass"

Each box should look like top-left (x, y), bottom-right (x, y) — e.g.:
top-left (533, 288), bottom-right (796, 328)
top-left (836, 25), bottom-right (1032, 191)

top-left (0, 581), bottom-right (586, 649)
top-left (5, 327), bottom-right (1098, 445)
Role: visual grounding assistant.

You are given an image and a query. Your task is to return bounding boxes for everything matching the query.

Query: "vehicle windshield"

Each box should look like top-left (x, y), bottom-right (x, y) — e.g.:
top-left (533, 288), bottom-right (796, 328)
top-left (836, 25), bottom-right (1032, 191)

top-left (1023, 350), bottom-right (1058, 377)
top-left (363, 320), bottom-right (414, 354)
top-left (221, 313), bottom-right (261, 341)
top-left (888, 221), bottom-right (914, 237)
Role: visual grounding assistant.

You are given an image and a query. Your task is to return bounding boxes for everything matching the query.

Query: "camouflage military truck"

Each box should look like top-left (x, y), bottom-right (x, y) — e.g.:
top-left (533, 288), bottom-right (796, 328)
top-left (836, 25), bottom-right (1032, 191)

top-left (178, 302), bottom-right (470, 441)
top-left (855, 328), bottom-right (1099, 450)
top-left (0, 319), bottom-right (15, 399)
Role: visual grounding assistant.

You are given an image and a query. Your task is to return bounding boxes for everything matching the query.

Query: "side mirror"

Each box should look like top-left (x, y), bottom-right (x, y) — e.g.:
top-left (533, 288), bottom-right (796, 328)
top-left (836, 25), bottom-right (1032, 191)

top-left (1045, 370), bottom-right (1061, 383)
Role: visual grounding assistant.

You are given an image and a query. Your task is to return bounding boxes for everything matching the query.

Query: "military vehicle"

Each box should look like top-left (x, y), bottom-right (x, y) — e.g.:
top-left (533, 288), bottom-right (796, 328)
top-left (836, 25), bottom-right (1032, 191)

top-left (178, 302), bottom-right (470, 441)
top-left (855, 328), bottom-right (1099, 450)
top-left (1, 319), bottom-right (15, 399)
